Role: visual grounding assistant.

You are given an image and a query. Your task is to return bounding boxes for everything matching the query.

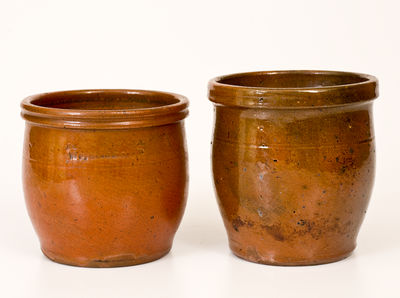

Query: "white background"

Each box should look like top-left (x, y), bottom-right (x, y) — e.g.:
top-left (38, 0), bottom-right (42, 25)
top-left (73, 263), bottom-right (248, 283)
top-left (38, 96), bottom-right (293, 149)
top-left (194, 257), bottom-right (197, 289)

top-left (1, 0), bottom-right (399, 297)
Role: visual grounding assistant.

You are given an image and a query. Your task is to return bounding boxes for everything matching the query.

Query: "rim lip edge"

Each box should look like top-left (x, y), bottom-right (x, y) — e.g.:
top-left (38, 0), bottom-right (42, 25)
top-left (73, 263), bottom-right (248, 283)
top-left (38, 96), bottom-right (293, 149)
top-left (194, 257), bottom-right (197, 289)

top-left (21, 89), bottom-right (189, 120)
top-left (208, 70), bottom-right (378, 107)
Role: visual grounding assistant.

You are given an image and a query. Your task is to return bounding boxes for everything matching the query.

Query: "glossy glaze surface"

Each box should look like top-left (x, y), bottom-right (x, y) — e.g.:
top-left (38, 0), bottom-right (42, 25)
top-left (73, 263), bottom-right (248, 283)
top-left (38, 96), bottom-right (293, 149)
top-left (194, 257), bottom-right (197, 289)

top-left (208, 71), bottom-right (378, 265)
top-left (21, 90), bottom-right (189, 267)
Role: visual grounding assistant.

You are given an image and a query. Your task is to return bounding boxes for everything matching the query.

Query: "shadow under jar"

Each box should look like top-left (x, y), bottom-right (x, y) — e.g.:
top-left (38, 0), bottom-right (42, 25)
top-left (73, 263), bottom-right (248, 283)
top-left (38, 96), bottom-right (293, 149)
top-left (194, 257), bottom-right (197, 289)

top-left (208, 70), bottom-right (378, 265)
top-left (21, 89), bottom-right (189, 267)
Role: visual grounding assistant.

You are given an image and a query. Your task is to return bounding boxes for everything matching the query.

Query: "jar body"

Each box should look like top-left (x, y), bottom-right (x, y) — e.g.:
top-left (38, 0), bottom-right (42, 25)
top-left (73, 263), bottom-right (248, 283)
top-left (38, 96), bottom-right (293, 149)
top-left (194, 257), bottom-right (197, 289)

top-left (212, 103), bottom-right (375, 265)
top-left (23, 122), bottom-right (188, 267)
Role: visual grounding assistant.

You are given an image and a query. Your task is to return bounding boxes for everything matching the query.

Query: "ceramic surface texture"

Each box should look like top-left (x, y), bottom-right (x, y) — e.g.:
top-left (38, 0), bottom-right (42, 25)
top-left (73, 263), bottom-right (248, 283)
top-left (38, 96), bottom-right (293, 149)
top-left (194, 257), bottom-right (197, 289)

top-left (21, 89), bottom-right (189, 267)
top-left (208, 71), bottom-right (378, 265)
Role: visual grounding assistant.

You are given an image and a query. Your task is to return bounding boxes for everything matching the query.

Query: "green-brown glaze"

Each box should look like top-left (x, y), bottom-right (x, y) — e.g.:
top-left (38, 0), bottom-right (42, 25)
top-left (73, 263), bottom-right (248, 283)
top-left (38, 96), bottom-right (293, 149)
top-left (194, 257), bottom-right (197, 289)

top-left (208, 70), bottom-right (378, 265)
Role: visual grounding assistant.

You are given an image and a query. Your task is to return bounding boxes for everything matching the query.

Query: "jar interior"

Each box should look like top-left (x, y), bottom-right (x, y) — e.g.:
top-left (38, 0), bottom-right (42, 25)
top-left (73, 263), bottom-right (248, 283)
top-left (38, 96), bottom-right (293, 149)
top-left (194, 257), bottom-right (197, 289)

top-left (31, 92), bottom-right (179, 110)
top-left (218, 72), bottom-right (369, 89)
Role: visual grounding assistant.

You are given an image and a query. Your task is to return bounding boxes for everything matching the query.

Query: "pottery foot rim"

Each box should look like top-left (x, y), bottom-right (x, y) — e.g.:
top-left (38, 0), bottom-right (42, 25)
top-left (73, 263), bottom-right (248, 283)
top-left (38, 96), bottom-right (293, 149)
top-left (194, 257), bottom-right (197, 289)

top-left (231, 248), bottom-right (354, 266)
top-left (41, 247), bottom-right (172, 268)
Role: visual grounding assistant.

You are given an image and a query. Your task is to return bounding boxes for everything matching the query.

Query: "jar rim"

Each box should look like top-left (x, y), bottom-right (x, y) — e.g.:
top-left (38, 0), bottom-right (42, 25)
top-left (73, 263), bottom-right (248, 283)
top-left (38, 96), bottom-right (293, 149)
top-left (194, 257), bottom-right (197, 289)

top-left (21, 89), bottom-right (189, 129)
top-left (208, 70), bottom-right (378, 108)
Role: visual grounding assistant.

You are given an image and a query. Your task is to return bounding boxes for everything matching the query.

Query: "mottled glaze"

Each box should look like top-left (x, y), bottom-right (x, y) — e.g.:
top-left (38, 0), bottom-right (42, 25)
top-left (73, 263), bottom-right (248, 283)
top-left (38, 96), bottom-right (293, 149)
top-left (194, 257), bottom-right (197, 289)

top-left (21, 90), bottom-right (189, 267)
top-left (208, 71), bottom-right (378, 265)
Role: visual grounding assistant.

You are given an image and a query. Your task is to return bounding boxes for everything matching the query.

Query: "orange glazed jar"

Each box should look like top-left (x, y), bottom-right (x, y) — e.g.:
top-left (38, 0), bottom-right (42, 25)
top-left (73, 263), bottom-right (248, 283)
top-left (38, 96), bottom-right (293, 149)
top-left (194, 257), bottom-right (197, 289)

top-left (21, 89), bottom-right (189, 267)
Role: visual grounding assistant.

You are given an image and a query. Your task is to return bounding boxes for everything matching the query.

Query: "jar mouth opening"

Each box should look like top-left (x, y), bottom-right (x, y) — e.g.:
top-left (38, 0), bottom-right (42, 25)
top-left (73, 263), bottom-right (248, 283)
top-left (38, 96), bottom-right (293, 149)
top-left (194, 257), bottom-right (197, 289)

top-left (208, 70), bottom-right (378, 108)
top-left (216, 71), bottom-right (371, 89)
top-left (21, 89), bottom-right (189, 129)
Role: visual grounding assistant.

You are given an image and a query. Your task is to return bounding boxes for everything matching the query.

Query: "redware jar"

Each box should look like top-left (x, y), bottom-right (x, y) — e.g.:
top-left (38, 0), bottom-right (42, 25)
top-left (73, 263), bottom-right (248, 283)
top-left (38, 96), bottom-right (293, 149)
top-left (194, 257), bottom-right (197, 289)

top-left (21, 89), bottom-right (189, 267)
top-left (208, 70), bottom-right (378, 265)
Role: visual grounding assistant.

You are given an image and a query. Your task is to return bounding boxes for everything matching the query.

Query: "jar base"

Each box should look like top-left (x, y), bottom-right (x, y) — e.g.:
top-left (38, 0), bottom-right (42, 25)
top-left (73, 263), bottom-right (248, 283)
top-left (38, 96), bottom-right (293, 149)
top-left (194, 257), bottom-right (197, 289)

top-left (41, 247), bottom-right (171, 268)
top-left (230, 247), bottom-right (354, 266)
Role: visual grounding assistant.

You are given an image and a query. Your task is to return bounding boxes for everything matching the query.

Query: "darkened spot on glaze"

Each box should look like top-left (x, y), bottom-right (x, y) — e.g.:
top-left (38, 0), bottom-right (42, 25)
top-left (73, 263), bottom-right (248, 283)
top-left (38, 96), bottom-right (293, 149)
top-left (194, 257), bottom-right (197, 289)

top-left (297, 219), bottom-right (306, 226)
top-left (232, 216), bottom-right (254, 232)
top-left (232, 217), bottom-right (245, 231)
top-left (262, 224), bottom-right (285, 241)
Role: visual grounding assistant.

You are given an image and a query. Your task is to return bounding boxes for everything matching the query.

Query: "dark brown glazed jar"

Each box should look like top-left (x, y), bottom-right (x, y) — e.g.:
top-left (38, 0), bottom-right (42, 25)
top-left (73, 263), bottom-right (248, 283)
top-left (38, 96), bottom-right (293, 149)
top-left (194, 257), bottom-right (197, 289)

top-left (208, 71), bottom-right (378, 265)
top-left (21, 89), bottom-right (189, 267)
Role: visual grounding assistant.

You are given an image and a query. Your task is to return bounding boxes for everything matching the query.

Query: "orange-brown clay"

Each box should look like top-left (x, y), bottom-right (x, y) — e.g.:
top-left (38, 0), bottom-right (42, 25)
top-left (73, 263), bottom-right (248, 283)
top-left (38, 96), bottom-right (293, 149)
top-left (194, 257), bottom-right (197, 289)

top-left (208, 71), bottom-right (378, 265)
top-left (21, 89), bottom-right (189, 267)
